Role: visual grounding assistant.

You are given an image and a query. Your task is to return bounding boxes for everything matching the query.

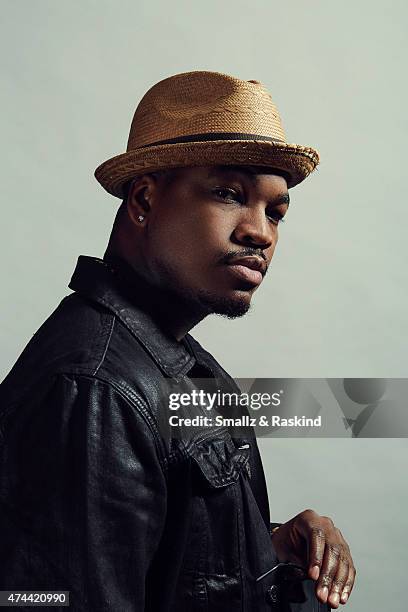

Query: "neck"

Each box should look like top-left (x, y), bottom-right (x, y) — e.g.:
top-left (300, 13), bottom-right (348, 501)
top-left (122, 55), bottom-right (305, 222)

top-left (103, 253), bottom-right (206, 341)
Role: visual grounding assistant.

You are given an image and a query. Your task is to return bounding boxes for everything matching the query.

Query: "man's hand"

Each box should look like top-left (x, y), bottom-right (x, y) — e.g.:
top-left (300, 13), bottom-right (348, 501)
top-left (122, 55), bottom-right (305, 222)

top-left (271, 509), bottom-right (356, 609)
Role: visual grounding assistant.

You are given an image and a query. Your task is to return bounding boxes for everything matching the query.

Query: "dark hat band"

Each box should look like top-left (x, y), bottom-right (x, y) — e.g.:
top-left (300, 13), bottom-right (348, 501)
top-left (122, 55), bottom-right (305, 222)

top-left (138, 132), bottom-right (285, 148)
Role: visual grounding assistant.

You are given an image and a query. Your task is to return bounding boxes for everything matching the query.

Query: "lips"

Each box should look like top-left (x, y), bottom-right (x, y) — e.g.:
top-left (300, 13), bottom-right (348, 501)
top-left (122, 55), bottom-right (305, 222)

top-left (225, 256), bottom-right (266, 286)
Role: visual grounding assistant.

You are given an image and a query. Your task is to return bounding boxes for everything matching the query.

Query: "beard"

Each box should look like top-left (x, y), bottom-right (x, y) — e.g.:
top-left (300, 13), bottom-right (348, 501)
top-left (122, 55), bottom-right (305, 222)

top-left (155, 259), bottom-right (252, 319)
top-left (194, 287), bottom-right (251, 319)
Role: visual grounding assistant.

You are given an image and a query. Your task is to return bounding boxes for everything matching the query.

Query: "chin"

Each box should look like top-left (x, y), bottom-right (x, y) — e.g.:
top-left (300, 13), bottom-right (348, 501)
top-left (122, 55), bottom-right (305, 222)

top-left (197, 289), bottom-right (253, 319)
top-left (156, 259), bottom-right (254, 319)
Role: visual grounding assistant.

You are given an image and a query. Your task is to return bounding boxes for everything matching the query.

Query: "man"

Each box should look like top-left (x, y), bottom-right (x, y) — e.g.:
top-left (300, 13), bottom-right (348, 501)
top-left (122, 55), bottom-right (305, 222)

top-left (0, 71), bottom-right (355, 611)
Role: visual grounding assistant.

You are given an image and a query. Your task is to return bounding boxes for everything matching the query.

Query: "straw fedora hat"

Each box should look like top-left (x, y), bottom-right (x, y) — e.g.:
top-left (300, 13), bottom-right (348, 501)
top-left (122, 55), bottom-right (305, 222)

top-left (94, 70), bottom-right (319, 198)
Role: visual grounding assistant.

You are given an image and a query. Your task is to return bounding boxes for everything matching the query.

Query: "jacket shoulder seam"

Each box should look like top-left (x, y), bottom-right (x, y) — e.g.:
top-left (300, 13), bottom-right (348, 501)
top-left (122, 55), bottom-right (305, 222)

top-left (92, 315), bottom-right (115, 376)
top-left (56, 371), bottom-right (169, 472)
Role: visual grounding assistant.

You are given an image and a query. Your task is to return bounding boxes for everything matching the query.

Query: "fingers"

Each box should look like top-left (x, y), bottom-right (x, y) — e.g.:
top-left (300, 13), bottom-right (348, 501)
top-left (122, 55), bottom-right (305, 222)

top-left (340, 561), bottom-right (357, 605)
top-left (326, 550), bottom-right (349, 608)
top-left (306, 520), bottom-right (355, 608)
top-left (288, 509), bottom-right (356, 607)
top-left (307, 526), bottom-right (325, 580)
top-left (316, 540), bottom-right (343, 605)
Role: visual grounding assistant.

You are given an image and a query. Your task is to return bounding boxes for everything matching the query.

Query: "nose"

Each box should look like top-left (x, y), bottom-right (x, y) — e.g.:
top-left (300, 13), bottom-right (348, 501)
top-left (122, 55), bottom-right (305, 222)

top-left (232, 207), bottom-right (275, 250)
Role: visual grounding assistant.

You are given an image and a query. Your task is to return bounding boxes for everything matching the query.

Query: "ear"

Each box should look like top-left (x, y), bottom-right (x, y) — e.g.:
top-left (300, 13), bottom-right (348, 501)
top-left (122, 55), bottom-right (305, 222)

top-left (126, 174), bottom-right (158, 227)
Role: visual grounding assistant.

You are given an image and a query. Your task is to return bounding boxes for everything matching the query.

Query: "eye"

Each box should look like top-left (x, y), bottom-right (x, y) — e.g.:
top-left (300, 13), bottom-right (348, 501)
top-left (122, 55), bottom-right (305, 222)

top-left (212, 187), bottom-right (242, 203)
top-left (266, 212), bottom-right (286, 226)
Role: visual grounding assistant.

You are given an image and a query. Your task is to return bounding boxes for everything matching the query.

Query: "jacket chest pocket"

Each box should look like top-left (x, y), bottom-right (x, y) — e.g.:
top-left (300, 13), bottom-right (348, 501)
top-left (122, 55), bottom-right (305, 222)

top-left (190, 434), bottom-right (251, 489)
top-left (175, 433), bottom-right (251, 610)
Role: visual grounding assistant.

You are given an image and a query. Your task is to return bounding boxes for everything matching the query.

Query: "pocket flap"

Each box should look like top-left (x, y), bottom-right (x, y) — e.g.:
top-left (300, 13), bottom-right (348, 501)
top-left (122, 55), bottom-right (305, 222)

top-left (188, 433), bottom-right (251, 488)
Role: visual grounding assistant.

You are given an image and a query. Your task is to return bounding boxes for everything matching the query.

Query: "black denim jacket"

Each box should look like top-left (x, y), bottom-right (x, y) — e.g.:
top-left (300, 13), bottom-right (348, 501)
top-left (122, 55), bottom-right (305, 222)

top-left (0, 256), bottom-right (327, 612)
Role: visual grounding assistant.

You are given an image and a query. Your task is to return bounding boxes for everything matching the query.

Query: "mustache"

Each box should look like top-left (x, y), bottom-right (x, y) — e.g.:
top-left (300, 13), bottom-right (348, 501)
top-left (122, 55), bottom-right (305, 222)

top-left (218, 248), bottom-right (268, 271)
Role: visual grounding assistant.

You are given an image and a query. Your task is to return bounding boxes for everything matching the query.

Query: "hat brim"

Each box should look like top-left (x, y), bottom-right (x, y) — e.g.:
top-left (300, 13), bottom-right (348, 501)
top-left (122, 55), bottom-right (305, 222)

top-left (94, 140), bottom-right (319, 198)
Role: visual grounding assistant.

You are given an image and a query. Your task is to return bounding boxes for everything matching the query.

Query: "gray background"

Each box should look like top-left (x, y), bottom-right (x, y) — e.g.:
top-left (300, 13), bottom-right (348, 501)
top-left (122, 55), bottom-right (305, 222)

top-left (1, 1), bottom-right (407, 609)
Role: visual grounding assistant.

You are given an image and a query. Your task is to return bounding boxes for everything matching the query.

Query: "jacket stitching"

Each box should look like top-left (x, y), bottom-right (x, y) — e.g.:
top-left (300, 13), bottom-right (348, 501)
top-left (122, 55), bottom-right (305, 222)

top-left (181, 428), bottom-right (230, 455)
top-left (88, 294), bottom-right (193, 376)
top-left (57, 372), bottom-right (169, 475)
top-left (90, 374), bottom-right (169, 473)
top-left (233, 483), bottom-right (245, 612)
top-left (92, 314), bottom-right (115, 376)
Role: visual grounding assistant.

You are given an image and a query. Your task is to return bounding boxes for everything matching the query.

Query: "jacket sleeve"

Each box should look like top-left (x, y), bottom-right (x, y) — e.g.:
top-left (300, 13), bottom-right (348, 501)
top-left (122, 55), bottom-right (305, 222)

top-left (0, 372), bottom-right (167, 611)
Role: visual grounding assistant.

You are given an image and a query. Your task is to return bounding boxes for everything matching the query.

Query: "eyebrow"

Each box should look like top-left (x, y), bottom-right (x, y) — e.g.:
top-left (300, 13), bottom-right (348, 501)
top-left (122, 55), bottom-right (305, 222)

top-left (208, 165), bottom-right (290, 207)
top-left (270, 192), bottom-right (290, 207)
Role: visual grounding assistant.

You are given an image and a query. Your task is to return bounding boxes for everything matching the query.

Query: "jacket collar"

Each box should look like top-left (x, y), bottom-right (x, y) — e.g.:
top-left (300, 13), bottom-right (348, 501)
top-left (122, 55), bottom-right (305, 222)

top-left (68, 255), bottom-right (198, 378)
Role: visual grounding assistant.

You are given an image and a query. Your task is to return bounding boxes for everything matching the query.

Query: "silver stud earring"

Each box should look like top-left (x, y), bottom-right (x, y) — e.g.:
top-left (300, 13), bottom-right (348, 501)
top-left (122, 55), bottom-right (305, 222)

top-left (137, 215), bottom-right (145, 223)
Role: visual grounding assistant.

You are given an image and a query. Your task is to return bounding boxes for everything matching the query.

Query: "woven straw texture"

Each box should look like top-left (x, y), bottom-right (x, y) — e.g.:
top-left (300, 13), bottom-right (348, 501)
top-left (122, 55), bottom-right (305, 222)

top-left (95, 71), bottom-right (319, 197)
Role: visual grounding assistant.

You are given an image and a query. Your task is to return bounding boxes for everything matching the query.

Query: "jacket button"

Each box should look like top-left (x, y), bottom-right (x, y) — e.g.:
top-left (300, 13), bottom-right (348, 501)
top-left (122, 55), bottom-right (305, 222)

top-left (266, 584), bottom-right (280, 608)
